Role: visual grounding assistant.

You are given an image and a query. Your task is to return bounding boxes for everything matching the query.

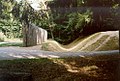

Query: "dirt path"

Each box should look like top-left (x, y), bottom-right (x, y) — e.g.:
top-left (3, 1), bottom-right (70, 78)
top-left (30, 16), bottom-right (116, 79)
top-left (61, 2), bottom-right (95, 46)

top-left (0, 46), bottom-right (119, 60)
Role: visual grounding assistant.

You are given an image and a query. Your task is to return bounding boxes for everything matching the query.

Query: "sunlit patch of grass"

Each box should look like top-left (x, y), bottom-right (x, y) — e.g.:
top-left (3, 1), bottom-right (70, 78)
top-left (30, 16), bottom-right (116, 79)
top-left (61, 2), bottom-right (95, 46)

top-left (4, 38), bottom-right (22, 42)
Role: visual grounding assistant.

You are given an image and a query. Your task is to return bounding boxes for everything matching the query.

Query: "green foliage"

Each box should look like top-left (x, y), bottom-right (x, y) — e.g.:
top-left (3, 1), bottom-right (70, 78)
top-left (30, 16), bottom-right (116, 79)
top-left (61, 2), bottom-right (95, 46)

top-left (0, 0), bottom-right (22, 38)
top-left (104, 4), bottom-right (120, 28)
top-left (9, 0), bottom-right (119, 44)
top-left (3, 0), bottom-right (92, 44)
top-left (9, 0), bottom-right (93, 44)
top-left (52, 10), bottom-right (92, 44)
top-left (0, 0), bottom-right (119, 44)
top-left (82, 0), bottom-right (120, 34)
top-left (66, 10), bottom-right (92, 30)
top-left (83, 0), bottom-right (119, 7)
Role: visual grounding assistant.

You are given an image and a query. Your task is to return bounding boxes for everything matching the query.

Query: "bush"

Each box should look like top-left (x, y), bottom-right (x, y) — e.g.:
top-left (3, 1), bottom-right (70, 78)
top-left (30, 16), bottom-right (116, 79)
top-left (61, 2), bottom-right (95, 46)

top-left (49, 9), bottom-right (92, 44)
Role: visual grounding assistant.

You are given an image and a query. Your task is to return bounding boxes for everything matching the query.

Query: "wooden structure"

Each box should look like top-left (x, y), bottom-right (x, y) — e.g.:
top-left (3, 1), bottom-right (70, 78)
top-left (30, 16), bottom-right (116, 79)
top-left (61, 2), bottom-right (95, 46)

top-left (23, 23), bottom-right (47, 46)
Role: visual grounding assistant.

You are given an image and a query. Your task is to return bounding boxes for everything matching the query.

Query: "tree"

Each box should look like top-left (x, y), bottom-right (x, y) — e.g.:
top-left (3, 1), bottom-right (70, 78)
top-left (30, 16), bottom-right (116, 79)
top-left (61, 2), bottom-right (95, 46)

top-left (46, 0), bottom-right (92, 44)
top-left (0, 0), bottom-right (22, 38)
top-left (81, 0), bottom-right (120, 35)
top-left (12, 0), bottom-right (92, 44)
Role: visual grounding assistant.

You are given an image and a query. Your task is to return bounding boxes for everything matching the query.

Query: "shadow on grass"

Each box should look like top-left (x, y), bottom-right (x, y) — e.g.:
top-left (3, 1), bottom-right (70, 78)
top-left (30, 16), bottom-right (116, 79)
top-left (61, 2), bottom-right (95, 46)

top-left (0, 58), bottom-right (119, 81)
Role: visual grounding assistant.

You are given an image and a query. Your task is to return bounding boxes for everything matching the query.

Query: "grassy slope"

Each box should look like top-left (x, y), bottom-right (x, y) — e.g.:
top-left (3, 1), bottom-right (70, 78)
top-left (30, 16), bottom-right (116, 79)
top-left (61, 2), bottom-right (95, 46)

top-left (42, 31), bottom-right (119, 52)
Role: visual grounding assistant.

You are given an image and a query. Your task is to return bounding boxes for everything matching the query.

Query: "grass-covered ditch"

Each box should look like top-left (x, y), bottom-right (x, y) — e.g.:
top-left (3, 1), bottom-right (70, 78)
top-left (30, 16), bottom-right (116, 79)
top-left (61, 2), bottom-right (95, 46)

top-left (0, 57), bottom-right (119, 81)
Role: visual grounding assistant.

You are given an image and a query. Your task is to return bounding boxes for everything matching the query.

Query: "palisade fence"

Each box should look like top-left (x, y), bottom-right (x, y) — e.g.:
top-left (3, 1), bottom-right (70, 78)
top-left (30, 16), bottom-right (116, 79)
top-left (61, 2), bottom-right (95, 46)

top-left (23, 23), bottom-right (48, 46)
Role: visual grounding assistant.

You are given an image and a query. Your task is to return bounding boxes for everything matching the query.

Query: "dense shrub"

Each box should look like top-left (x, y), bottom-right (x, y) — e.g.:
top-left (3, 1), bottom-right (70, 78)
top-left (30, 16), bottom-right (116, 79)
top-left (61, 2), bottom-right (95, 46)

top-left (0, 0), bottom-right (22, 38)
top-left (81, 0), bottom-right (120, 35)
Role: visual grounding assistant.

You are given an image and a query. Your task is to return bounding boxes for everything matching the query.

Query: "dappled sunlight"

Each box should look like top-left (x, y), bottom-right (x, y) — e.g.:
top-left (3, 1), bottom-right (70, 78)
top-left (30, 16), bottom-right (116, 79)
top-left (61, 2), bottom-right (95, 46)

top-left (4, 38), bottom-right (22, 42)
top-left (79, 65), bottom-right (100, 77)
top-left (37, 54), bottom-right (60, 58)
top-left (52, 59), bottom-right (80, 73)
top-left (0, 0), bottom-right (119, 80)
top-left (9, 53), bottom-right (24, 58)
top-left (0, 56), bottom-right (119, 81)
top-left (47, 55), bottom-right (60, 58)
top-left (52, 58), bottom-right (100, 77)
top-left (49, 57), bottom-right (120, 80)
top-left (9, 53), bottom-right (37, 59)
top-left (37, 54), bottom-right (50, 58)
top-left (21, 54), bottom-right (37, 59)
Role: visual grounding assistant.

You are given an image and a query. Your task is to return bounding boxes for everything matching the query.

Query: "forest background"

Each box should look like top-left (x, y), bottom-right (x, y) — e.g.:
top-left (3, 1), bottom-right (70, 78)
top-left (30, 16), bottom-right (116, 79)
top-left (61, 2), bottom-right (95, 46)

top-left (0, 0), bottom-right (119, 44)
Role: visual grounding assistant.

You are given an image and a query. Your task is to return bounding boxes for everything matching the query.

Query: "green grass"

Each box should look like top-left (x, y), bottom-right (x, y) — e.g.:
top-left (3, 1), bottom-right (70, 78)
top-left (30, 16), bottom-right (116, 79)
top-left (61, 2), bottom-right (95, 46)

top-left (0, 58), bottom-right (70, 81)
top-left (0, 58), bottom-right (118, 81)
top-left (0, 42), bottom-right (23, 47)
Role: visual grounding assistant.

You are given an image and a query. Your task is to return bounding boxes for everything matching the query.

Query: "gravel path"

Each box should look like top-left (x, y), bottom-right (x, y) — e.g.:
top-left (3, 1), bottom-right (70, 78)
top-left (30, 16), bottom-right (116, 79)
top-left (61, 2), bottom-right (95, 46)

top-left (0, 47), bottom-right (119, 60)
